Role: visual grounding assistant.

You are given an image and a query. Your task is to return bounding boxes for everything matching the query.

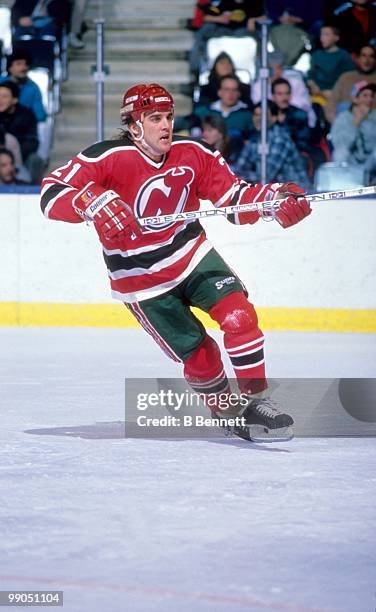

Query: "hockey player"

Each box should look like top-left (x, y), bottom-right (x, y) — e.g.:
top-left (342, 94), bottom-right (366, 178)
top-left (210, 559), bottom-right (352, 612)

top-left (40, 83), bottom-right (311, 442)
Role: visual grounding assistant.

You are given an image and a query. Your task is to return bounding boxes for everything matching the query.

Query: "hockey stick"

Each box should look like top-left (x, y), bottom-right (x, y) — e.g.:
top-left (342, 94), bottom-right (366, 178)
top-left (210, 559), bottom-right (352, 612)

top-left (138, 185), bottom-right (376, 227)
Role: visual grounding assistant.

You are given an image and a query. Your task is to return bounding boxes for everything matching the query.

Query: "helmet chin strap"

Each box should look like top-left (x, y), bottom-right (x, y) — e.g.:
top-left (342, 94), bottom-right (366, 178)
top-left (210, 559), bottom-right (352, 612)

top-left (133, 119), bottom-right (161, 158)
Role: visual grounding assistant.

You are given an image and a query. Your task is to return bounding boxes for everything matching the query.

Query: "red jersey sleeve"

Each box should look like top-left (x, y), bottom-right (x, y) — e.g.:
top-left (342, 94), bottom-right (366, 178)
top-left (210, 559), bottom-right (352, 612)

top-left (196, 147), bottom-right (272, 225)
top-left (40, 146), bottom-right (114, 223)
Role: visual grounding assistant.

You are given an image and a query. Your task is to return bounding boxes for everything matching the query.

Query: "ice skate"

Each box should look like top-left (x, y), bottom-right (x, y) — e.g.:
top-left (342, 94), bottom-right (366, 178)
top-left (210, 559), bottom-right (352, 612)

top-left (230, 397), bottom-right (294, 443)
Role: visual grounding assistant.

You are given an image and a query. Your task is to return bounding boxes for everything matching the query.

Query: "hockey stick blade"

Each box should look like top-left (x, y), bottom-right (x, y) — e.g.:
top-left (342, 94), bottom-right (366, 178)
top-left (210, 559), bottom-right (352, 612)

top-left (138, 185), bottom-right (376, 227)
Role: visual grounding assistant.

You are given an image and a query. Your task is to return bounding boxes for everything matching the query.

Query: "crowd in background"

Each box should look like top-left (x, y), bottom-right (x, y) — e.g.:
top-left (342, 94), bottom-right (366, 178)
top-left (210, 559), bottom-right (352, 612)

top-left (0, 0), bottom-right (375, 188)
top-left (0, 0), bottom-right (89, 186)
top-left (183, 0), bottom-right (376, 188)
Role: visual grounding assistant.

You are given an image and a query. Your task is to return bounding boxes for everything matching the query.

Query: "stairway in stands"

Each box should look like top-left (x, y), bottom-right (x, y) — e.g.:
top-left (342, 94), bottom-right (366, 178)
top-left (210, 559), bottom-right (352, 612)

top-left (48, 0), bottom-right (194, 169)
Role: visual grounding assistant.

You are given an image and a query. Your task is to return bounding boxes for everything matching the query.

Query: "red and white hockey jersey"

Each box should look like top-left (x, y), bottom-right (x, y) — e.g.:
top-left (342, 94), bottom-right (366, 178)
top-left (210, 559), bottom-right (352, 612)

top-left (41, 136), bottom-right (266, 303)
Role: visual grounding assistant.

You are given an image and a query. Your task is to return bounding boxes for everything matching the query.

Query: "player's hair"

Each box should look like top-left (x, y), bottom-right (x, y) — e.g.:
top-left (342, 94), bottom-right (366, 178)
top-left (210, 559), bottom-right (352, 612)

top-left (118, 128), bottom-right (135, 143)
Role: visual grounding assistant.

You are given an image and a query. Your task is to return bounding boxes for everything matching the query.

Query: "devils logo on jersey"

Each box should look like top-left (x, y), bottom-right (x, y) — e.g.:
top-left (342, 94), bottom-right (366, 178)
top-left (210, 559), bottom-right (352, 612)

top-left (135, 166), bottom-right (195, 231)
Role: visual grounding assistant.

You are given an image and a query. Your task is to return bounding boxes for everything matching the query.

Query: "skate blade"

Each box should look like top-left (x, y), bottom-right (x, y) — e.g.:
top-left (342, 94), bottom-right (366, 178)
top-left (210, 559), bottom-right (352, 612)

top-left (248, 424), bottom-right (294, 443)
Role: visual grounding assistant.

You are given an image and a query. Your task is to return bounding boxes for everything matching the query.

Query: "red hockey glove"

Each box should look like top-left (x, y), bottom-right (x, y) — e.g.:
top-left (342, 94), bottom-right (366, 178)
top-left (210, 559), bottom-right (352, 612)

top-left (232, 182), bottom-right (282, 225)
top-left (233, 182), bottom-right (311, 227)
top-left (236, 182), bottom-right (297, 225)
top-left (275, 183), bottom-right (312, 229)
top-left (72, 183), bottom-right (142, 242)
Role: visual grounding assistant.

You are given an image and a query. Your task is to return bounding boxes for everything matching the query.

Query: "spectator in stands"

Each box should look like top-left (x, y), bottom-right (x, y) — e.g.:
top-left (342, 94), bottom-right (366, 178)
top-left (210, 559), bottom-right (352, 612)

top-left (0, 125), bottom-right (31, 182)
top-left (331, 0), bottom-right (376, 54)
top-left (69, 0), bottom-right (89, 49)
top-left (186, 1), bottom-right (210, 31)
top-left (271, 77), bottom-right (329, 173)
top-left (251, 52), bottom-right (316, 126)
top-left (201, 115), bottom-right (231, 160)
top-left (196, 51), bottom-right (251, 107)
top-left (231, 101), bottom-right (310, 188)
top-left (326, 44), bottom-right (376, 122)
top-left (266, 0), bottom-right (327, 38)
top-left (0, 148), bottom-right (29, 185)
top-left (11, 0), bottom-right (71, 39)
top-left (0, 124), bottom-right (23, 170)
top-left (330, 82), bottom-right (376, 184)
top-left (268, 21), bottom-right (310, 68)
top-left (0, 81), bottom-right (43, 184)
top-left (194, 75), bottom-right (253, 146)
top-left (189, 0), bottom-right (266, 76)
top-left (0, 50), bottom-right (47, 122)
top-left (307, 25), bottom-right (355, 104)
top-left (271, 78), bottom-right (311, 153)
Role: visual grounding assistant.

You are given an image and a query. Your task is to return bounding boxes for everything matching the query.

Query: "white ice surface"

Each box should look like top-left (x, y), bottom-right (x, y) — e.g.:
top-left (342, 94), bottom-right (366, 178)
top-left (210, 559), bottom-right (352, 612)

top-left (0, 327), bottom-right (376, 612)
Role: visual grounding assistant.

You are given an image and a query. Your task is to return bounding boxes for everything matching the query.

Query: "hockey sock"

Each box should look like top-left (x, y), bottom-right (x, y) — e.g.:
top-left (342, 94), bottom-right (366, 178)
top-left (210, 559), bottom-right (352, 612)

top-left (183, 335), bottom-right (231, 412)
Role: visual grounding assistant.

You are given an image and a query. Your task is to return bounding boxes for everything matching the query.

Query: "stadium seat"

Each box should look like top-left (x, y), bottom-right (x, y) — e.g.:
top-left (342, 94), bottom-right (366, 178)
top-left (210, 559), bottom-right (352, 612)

top-left (28, 67), bottom-right (52, 114)
top-left (206, 36), bottom-right (258, 80)
top-left (37, 117), bottom-right (54, 162)
top-left (0, 6), bottom-right (12, 55)
top-left (13, 39), bottom-right (57, 73)
top-left (314, 162), bottom-right (365, 192)
top-left (28, 67), bottom-right (55, 161)
top-left (267, 40), bottom-right (311, 76)
top-left (13, 39), bottom-right (62, 112)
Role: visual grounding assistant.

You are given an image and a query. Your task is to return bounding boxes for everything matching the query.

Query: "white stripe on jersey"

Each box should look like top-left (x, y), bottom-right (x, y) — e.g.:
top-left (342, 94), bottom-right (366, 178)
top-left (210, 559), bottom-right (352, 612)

top-left (108, 234), bottom-right (206, 279)
top-left (43, 186), bottom-right (77, 218)
top-left (111, 241), bottom-right (212, 303)
top-left (213, 182), bottom-right (243, 208)
top-left (102, 218), bottom-right (197, 258)
top-left (131, 303), bottom-right (181, 362)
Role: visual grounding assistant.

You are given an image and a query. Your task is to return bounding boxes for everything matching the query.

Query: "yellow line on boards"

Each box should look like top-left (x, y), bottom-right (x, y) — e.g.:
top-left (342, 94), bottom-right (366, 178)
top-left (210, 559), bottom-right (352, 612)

top-left (0, 302), bottom-right (375, 333)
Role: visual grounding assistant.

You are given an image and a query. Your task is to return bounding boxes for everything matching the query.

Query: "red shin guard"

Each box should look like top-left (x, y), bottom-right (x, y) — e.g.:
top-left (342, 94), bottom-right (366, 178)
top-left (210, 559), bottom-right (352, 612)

top-left (209, 292), bottom-right (267, 394)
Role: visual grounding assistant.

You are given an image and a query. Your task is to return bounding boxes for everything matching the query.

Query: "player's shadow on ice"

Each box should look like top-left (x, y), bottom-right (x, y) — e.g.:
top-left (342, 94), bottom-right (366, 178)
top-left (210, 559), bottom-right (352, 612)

top-left (24, 421), bottom-right (290, 451)
top-left (24, 421), bottom-right (126, 439)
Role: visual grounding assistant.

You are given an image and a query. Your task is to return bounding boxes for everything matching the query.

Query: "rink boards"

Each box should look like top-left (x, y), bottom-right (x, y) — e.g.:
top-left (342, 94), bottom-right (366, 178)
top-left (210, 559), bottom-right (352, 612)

top-left (0, 193), bottom-right (375, 331)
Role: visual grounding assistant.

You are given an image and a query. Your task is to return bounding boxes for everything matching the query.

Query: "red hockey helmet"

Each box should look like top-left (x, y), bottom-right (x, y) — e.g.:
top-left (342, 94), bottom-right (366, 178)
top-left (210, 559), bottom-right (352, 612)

top-left (120, 83), bottom-right (174, 123)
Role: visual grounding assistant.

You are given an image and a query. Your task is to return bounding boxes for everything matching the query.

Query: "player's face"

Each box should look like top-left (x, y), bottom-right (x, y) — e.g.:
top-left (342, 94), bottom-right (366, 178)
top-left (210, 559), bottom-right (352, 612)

top-left (141, 110), bottom-right (174, 158)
